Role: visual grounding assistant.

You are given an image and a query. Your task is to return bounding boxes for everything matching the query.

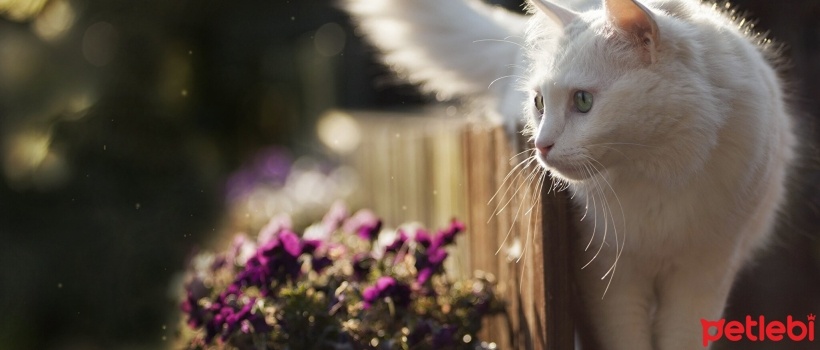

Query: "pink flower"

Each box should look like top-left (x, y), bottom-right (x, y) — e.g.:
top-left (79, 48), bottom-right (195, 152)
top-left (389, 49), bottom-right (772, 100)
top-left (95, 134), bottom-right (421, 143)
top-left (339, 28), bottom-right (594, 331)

top-left (258, 214), bottom-right (293, 244)
top-left (362, 276), bottom-right (411, 309)
top-left (343, 209), bottom-right (382, 240)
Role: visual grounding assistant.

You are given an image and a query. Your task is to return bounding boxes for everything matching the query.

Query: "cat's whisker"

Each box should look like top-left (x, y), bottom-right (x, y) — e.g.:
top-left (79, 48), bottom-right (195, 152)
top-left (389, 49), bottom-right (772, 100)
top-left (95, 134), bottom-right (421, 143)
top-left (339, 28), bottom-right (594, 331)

top-left (568, 163), bottom-right (585, 201)
top-left (517, 169), bottom-right (544, 263)
top-left (502, 35), bottom-right (525, 41)
top-left (487, 158), bottom-right (536, 226)
top-left (584, 193), bottom-right (597, 251)
top-left (581, 155), bottom-right (628, 263)
top-left (508, 148), bottom-right (536, 162)
top-left (584, 161), bottom-right (619, 270)
top-left (491, 166), bottom-right (531, 219)
top-left (490, 157), bottom-right (539, 218)
top-left (504, 165), bottom-right (540, 246)
top-left (525, 167), bottom-right (547, 215)
top-left (519, 169), bottom-right (546, 291)
top-left (581, 163), bottom-right (599, 252)
top-left (495, 165), bottom-right (541, 254)
top-left (488, 154), bottom-right (535, 206)
top-left (488, 75), bottom-right (526, 90)
top-left (584, 142), bottom-right (652, 148)
top-left (472, 38), bottom-right (525, 49)
top-left (518, 188), bottom-right (536, 292)
top-left (580, 155), bottom-right (628, 298)
top-left (580, 162), bottom-right (600, 265)
top-left (581, 160), bottom-right (611, 271)
top-left (580, 205), bottom-right (588, 221)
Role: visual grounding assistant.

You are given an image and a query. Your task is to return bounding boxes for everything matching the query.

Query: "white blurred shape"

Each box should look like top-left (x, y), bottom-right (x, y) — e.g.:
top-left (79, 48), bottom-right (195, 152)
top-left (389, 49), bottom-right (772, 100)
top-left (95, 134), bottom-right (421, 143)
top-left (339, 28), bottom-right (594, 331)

top-left (33, 0), bottom-right (76, 41)
top-left (317, 110), bottom-right (361, 154)
top-left (5, 131), bottom-right (50, 178)
top-left (505, 237), bottom-right (523, 262)
top-left (329, 165), bottom-right (358, 198)
top-left (64, 88), bottom-right (97, 120)
top-left (0, 0), bottom-right (48, 21)
top-left (3, 129), bottom-right (69, 189)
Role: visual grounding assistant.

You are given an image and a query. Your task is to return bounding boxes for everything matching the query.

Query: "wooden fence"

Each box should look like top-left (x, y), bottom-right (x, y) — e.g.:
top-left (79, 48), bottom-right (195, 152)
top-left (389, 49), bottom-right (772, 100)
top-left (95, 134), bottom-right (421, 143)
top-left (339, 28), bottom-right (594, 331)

top-left (345, 107), bottom-right (575, 350)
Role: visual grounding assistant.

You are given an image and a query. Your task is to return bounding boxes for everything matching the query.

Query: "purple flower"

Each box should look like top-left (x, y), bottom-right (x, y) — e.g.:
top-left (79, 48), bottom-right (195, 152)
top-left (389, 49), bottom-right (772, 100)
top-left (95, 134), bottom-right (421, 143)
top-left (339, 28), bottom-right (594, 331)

top-left (311, 256), bottom-right (333, 273)
top-left (322, 201), bottom-right (349, 232)
top-left (415, 244), bottom-right (448, 285)
top-left (229, 235), bottom-right (258, 266)
top-left (234, 255), bottom-right (268, 289)
top-left (384, 230), bottom-right (409, 254)
top-left (201, 287), bottom-right (270, 344)
top-left (301, 239), bottom-right (322, 255)
top-left (362, 276), bottom-right (411, 310)
top-left (258, 214), bottom-right (292, 244)
top-left (413, 221), bottom-right (464, 285)
top-left (234, 230), bottom-right (306, 293)
top-left (303, 203), bottom-right (349, 242)
top-left (202, 287), bottom-right (242, 343)
top-left (180, 277), bottom-right (212, 329)
top-left (181, 294), bottom-right (206, 329)
top-left (414, 229), bottom-right (432, 249)
top-left (343, 209), bottom-right (382, 240)
top-left (361, 287), bottom-right (379, 308)
top-left (276, 230), bottom-right (302, 257)
top-left (432, 219), bottom-right (465, 248)
top-left (224, 299), bottom-right (254, 335)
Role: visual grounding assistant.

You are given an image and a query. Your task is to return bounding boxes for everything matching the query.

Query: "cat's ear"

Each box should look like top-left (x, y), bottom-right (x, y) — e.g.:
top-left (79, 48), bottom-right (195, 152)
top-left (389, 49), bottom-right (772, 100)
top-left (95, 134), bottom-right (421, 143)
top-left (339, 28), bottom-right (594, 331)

top-left (604, 0), bottom-right (659, 63)
top-left (529, 0), bottom-right (579, 28)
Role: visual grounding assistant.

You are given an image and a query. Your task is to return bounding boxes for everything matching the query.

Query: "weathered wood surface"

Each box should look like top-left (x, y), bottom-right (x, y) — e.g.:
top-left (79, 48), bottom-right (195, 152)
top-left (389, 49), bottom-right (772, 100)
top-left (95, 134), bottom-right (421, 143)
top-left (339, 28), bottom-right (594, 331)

top-left (346, 109), bottom-right (575, 349)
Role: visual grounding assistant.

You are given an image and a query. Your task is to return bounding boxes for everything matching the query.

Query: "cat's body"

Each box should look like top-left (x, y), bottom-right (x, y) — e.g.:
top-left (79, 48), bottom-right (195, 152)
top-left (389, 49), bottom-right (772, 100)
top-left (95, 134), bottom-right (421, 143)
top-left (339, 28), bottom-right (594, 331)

top-left (342, 0), bottom-right (795, 349)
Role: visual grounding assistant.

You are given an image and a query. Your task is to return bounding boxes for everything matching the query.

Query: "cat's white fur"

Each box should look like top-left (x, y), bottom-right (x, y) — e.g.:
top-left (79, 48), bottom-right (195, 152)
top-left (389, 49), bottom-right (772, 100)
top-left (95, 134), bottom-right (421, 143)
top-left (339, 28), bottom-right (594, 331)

top-left (341, 0), bottom-right (795, 349)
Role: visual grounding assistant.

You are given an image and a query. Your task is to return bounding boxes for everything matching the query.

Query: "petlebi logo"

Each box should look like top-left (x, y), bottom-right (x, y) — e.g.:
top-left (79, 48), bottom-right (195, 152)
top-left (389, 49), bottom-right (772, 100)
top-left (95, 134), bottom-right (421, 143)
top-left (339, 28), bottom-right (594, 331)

top-left (701, 314), bottom-right (816, 347)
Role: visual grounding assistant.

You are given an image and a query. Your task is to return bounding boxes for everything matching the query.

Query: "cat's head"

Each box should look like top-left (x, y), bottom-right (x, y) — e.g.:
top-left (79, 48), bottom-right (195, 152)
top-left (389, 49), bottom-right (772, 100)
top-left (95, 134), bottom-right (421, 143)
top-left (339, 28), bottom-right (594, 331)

top-left (525, 0), bottom-right (723, 184)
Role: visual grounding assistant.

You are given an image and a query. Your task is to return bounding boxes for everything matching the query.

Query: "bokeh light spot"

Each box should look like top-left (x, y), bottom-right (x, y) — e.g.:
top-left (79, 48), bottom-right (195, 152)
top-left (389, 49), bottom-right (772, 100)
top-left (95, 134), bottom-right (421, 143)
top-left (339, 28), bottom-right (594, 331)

top-left (82, 21), bottom-right (118, 66)
top-left (314, 22), bottom-right (346, 57)
top-left (317, 110), bottom-right (361, 155)
top-left (3, 129), bottom-right (69, 189)
top-left (33, 0), bottom-right (76, 41)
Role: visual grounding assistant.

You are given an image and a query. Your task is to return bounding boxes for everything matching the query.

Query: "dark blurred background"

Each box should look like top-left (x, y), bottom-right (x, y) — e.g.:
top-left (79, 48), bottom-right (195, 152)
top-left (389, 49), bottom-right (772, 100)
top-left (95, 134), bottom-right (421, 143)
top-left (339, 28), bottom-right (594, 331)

top-left (0, 0), bottom-right (818, 349)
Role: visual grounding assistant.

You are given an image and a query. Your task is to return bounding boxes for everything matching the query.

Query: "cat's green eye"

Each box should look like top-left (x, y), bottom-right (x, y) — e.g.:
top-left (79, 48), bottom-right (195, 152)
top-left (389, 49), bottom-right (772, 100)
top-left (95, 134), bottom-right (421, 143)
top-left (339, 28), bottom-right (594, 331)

top-left (574, 90), bottom-right (593, 113)
top-left (534, 93), bottom-right (545, 115)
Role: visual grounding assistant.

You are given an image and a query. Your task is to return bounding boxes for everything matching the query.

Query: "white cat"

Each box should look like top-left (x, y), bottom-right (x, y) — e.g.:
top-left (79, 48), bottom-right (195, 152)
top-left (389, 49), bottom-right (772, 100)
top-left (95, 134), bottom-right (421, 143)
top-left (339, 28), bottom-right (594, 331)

top-left (341, 0), bottom-right (796, 349)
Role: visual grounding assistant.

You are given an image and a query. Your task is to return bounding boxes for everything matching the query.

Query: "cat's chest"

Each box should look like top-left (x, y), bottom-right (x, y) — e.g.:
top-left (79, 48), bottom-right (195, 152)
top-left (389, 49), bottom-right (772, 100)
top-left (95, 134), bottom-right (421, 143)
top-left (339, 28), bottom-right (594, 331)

top-left (568, 180), bottom-right (740, 257)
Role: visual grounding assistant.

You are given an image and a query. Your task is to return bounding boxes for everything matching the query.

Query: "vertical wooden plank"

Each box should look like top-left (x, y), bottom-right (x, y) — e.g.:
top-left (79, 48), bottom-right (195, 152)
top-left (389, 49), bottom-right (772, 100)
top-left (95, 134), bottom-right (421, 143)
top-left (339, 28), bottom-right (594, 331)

top-left (463, 122), bottom-right (511, 348)
top-left (542, 177), bottom-right (575, 350)
top-left (463, 123), bottom-right (575, 350)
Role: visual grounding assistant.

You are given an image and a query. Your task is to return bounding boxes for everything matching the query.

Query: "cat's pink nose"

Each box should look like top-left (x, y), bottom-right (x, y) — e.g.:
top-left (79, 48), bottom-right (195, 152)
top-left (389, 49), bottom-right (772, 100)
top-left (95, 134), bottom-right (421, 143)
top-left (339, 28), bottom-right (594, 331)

top-left (537, 143), bottom-right (553, 156)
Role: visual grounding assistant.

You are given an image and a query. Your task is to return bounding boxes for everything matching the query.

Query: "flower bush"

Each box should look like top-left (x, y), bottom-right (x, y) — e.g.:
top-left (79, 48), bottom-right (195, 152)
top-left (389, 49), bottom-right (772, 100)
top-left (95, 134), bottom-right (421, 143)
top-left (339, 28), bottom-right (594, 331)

top-left (179, 202), bottom-right (503, 349)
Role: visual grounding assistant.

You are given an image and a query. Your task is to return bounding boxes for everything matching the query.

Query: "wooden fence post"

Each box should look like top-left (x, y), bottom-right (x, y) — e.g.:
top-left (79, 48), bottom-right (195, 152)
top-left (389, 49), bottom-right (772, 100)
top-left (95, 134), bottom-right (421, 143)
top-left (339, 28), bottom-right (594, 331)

top-left (462, 121), bottom-right (575, 350)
